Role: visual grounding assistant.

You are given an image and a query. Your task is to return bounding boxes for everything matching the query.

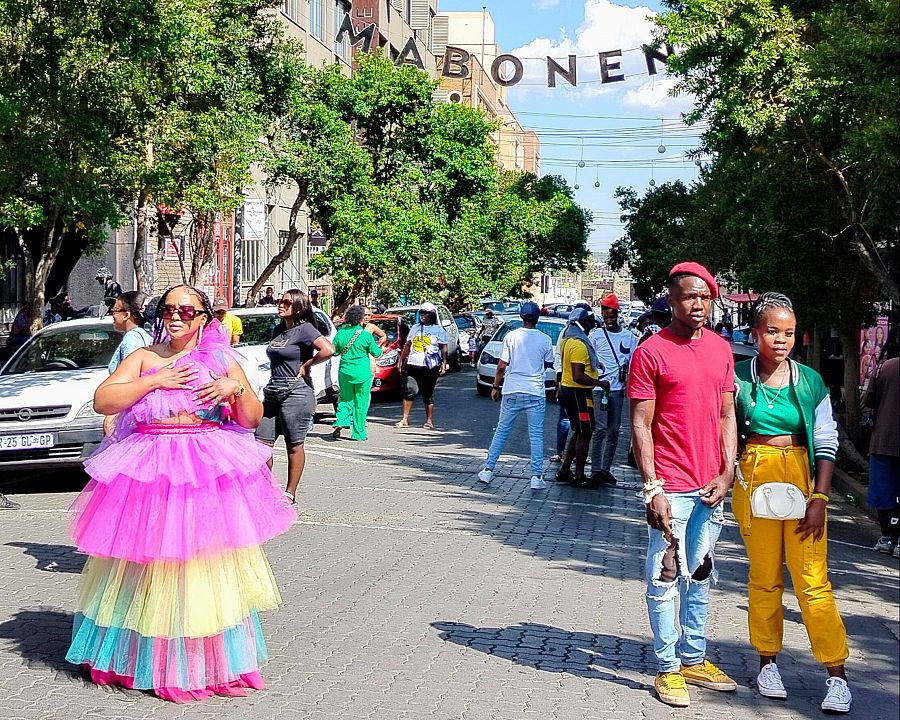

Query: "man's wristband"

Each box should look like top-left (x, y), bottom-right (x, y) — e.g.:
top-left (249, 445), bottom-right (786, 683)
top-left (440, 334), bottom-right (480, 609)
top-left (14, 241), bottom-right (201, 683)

top-left (809, 492), bottom-right (830, 504)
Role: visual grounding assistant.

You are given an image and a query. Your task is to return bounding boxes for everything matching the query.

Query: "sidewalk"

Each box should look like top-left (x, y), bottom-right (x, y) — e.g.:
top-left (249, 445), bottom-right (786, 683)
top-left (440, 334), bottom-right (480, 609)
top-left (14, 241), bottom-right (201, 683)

top-left (0, 368), bottom-right (897, 719)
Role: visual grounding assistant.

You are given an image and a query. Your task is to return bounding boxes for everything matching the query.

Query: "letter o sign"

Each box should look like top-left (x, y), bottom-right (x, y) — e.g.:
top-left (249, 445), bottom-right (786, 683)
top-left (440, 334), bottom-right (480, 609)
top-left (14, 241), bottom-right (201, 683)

top-left (490, 54), bottom-right (524, 87)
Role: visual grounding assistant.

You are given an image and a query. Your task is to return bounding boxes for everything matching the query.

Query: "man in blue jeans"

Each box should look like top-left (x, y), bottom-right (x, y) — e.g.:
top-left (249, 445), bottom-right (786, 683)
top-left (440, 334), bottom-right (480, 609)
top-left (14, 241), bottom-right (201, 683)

top-left (588, 293), bottom-right (638, 486)
top-left (478, 302), bottom-right (554, 490)
top-left (628, 262), bottom-right (738, 708)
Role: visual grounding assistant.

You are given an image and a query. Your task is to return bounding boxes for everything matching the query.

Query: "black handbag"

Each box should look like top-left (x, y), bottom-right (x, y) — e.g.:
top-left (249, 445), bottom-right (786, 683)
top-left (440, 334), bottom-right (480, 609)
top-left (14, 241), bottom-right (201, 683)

top-left (263, 380), bottom-right (299, 404)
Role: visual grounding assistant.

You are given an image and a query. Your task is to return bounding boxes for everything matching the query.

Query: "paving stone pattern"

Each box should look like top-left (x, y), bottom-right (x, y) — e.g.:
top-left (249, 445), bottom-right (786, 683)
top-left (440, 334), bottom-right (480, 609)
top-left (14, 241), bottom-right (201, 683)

top-left (0, 369), bottom-right (897, 719)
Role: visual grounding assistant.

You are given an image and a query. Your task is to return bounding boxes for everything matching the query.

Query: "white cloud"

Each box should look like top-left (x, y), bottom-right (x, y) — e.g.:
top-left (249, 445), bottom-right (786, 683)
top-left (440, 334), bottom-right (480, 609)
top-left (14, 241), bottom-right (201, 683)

top-left (621, 75), bottom-right (695, 113)
top-left (534, 0), bottom-right (561, 8)
top-left (508, 0), bottom-right (667, 101)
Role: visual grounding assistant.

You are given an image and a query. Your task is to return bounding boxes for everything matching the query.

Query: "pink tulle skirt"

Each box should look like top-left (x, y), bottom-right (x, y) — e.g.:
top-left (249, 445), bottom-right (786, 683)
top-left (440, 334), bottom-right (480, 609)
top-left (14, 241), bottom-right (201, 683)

top-left (70, 423), bottom-right (296, 563)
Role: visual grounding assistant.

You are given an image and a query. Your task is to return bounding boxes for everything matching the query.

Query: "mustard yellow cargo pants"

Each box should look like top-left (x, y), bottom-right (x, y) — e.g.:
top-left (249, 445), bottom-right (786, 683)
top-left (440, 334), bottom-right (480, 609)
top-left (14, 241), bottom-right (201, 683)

top-left (733, 444), bottom-right (848, 667)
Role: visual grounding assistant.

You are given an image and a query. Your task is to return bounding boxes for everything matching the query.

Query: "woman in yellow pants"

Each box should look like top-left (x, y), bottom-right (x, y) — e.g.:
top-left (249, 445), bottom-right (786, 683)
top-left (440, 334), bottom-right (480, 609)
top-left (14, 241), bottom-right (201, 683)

top-left (733, 292), bottom-right (851, 713)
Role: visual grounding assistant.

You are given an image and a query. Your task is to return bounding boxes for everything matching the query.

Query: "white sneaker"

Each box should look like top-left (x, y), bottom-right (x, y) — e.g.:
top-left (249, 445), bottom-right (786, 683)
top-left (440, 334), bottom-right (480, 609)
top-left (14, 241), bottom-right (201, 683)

top-left (821, 677), bottom-right (852, 713)
top-left (477, 468), bottom-right (493, 484)
top-left (874, 536), bottom-right (894, 553)
top-left (756, 663), bottom-right (787, 699)
top-left (530, 476), bottom-right (547, 490)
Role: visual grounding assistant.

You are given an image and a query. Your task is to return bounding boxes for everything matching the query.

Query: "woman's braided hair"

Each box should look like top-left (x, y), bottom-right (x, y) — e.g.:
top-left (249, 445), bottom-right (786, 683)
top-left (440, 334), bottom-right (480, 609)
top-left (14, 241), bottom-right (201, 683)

top-left (151, 284), bottom-right (214, 343)
top-left (751, 291), bottom-right (794, 329)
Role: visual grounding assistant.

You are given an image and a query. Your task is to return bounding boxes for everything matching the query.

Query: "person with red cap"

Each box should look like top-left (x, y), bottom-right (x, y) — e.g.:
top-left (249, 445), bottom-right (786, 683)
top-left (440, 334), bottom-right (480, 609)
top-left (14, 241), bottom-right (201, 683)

top-left (627, 261), bottom-right (738, 707)
top-left (586, 292), bottom-right (638, 486)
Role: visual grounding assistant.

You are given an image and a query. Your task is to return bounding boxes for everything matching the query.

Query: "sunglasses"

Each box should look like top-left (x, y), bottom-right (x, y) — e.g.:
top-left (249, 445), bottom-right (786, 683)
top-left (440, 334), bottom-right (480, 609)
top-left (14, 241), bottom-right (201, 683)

top-left (161, 304), bottom-right (206, 321)
top-left (276, 299), bottom-right (293, 306)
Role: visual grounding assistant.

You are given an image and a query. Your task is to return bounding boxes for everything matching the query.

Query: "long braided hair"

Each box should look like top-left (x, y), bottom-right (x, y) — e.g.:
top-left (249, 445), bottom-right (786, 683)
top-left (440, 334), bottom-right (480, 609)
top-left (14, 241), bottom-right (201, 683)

top-left (750, 291), bottom-right (794, 330)
top-left (150, 284), bottom-right (214, 343)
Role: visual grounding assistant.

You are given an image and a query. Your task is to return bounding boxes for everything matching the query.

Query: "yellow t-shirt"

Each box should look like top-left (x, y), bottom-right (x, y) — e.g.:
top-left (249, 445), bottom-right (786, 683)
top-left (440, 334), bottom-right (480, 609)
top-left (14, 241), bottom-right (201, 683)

top-left (221, 312), bottom-right (244, 344)
top-left (560, 337), bottom-right (598, 389)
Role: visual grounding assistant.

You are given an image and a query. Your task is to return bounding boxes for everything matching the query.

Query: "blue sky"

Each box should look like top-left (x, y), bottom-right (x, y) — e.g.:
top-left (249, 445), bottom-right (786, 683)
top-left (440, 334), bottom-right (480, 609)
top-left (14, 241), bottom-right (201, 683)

top-left (437, 0), bottom-right (704, 254)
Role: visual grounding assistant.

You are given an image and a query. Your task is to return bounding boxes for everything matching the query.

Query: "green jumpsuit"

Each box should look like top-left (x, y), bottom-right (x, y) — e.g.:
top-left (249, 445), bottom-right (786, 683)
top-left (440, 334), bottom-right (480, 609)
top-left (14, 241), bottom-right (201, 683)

top-left (333, 324), bottom-right (383, 440)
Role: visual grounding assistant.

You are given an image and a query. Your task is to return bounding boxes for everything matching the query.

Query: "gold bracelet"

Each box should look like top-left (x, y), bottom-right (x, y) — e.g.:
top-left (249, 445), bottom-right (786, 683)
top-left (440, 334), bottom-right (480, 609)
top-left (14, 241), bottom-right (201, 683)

top-left (809, 492), bottom-right (829, 503)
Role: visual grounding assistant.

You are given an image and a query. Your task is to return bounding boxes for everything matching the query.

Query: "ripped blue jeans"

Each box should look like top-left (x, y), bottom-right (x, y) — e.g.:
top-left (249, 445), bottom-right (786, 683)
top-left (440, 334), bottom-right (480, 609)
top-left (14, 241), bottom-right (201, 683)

top-left (645, 490), bottom-right (725, 672)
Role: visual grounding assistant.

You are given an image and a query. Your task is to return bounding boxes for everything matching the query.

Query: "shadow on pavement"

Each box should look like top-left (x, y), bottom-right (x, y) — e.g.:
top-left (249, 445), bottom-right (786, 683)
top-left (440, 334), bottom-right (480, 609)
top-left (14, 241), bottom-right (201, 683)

top-left (0, 609), bottom-right (77, 675)
top-left (6, 542), bottom-right (86, 573)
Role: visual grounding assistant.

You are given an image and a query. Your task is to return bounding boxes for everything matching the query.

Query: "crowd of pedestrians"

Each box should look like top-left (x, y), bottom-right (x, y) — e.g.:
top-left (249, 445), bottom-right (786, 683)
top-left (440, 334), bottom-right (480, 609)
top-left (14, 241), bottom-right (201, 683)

top-left (2, 261), bottom-right (896, 714)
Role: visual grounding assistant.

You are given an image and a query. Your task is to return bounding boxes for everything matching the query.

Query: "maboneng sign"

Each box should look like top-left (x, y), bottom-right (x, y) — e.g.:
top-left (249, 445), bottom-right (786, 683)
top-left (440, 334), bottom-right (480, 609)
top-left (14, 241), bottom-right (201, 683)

top-left (336, 13), bottom-right (674, 86)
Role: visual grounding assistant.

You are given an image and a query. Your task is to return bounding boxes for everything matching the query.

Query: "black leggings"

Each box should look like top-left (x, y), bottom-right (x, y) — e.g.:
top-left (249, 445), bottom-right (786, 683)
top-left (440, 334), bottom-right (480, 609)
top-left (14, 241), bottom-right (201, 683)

top-left (404, 365), bottom-right (440, 405)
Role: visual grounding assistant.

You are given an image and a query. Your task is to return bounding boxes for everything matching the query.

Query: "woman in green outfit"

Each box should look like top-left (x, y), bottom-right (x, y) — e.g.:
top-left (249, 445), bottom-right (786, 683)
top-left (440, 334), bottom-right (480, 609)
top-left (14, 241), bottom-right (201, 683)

top-left (333, 305), bottom-right (383, 440)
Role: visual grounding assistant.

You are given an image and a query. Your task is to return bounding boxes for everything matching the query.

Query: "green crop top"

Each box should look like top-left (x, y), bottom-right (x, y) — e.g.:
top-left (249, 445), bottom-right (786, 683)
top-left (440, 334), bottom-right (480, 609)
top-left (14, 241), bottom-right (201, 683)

top-left (748, 382), bottom-right (805, 436)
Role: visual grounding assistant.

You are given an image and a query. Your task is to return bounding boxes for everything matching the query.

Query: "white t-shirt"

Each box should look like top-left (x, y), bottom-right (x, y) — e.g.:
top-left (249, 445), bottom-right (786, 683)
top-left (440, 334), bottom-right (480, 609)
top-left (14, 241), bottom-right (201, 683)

top-left (589, 324), bottom-right (639, 391)
top-left (500, 327), bottom-right (554, 396)
top-left (407, 323), bottom-right (450, 368)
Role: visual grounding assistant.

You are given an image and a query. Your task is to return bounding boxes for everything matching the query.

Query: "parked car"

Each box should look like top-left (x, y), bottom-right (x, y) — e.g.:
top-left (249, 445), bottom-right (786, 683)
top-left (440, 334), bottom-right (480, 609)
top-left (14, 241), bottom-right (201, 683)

top-left (475, 316), bottom-right (567, 396)
top-left (368, 314), bottom-right (407, 398)
top-left (0, 318), bottom-right (124, 471)
top-left (385, 303), bottom-right (462, 371)
top-left (231, 306), bottom-right (341, 405)
top-left (542, 303), bottom-right (575, 319)
top-left (453, 313), bottom-right (480, 356)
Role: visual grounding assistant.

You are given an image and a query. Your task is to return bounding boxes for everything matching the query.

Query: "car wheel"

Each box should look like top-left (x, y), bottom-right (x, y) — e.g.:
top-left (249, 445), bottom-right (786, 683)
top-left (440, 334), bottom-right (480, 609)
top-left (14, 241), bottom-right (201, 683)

top-left (476, 381), bottom-right (490, 397)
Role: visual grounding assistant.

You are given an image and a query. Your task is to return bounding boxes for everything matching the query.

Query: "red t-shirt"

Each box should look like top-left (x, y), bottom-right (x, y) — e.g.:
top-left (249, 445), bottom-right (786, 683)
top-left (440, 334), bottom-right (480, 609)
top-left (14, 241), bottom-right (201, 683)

top-left (627, 327), bottom-right (735, 492)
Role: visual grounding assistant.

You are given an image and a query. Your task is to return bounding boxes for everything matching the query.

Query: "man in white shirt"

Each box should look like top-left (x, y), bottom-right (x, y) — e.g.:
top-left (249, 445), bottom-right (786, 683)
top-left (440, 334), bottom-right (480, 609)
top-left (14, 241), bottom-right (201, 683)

top-left (588, 293), bottom-right (639, 486)
top-left (477, 302), bottom-right (555, 489)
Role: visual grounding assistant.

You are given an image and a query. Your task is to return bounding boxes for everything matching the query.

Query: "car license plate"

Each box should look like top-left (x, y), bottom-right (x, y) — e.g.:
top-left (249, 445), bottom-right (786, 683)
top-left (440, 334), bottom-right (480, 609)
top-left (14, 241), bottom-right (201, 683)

top-left (0, 433), bottom-right (55, 452)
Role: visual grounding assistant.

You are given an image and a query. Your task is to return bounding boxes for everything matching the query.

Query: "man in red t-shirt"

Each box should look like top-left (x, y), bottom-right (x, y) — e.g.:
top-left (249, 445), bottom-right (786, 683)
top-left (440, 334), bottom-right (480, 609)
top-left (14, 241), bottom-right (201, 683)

top-left (627, 261), bottom-right (737, 708)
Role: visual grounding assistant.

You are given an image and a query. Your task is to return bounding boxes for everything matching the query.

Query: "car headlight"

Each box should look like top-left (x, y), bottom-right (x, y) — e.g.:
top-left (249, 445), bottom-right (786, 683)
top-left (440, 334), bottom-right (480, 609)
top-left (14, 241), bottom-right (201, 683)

top-left (376, 350), bottom-right (399, 367)
top-left (480, 352), bottom-right (499, 365)
top-left (76, 400), bottom-right (100, 419)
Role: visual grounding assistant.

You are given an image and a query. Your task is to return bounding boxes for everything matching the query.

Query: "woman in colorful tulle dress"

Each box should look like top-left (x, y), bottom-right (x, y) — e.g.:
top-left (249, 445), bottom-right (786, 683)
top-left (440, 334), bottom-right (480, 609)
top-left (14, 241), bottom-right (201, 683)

top-left (66, 285), bottom-right (296, 703)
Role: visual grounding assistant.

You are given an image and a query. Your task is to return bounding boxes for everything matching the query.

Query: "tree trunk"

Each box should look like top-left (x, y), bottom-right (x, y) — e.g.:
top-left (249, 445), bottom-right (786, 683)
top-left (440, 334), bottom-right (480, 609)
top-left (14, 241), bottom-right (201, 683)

top-left (808, 323), bottom-right (823, 372)
top-left (837, 422), bottom-right (870, 473)
top-left (21, 207), bottom-right (63, 334)
top-left (133, 190), bottom-right (150, 292)
top-left (851, 224), bottom-right (900, 308)
top-left (245, 187), bottom-right (306, 307)
top-left (331, 278), bottom-right (365, 318)
top-left (188, 211), bottom-right (217, 288)
top-left (836, 323), bottom-right (863, 451)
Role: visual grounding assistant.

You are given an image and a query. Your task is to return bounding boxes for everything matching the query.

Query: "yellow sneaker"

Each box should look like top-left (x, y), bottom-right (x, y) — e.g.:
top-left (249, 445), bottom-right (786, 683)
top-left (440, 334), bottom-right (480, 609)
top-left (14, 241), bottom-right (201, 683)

top-left (680, 659), bottom-right (738, 692)
top-left (655, 671), bottom-right (691, 707)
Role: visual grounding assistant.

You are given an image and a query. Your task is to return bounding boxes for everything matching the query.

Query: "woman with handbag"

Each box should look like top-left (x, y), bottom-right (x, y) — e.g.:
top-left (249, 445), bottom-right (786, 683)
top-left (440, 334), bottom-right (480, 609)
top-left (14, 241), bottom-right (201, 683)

top-left (733, 292), bottom-right (851, 713)
top-left (332, 305), bottom-right (383, 440)
top-left (395, 302), bottom-right (449, 429)
top-left (257, 289), bottom-right (334, 504)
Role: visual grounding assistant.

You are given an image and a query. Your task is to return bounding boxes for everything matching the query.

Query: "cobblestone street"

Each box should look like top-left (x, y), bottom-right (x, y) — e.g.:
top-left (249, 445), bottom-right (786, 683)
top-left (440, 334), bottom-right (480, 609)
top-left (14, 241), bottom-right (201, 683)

top-left (0, 368), bottom-right (897, 720)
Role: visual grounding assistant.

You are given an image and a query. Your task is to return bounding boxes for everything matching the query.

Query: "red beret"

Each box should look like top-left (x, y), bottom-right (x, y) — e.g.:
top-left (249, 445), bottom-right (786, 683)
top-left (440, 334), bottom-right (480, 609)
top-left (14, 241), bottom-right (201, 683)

top-left (668, 261), bottom-right (719, 299)
top-left (600, 293), bottom-right (620, 310)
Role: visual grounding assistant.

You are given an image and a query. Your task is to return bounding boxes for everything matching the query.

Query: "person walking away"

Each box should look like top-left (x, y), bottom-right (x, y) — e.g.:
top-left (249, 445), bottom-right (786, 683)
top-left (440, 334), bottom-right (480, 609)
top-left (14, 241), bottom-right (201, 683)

top-left (258, 287), bottom-right (277, 306)
top-left (732, 292), bottom-right (852, 713)
top-left (66, 284), bottom-right (296, 702)
top-left (477, 302), bottom-right (555, 490)
top-left (256, 289), bottom-right (334, 504)
top-left (332, 305), bottom-right (383, 441)
top-left (588, 293), bottom-right (638, 486)
top-left (95, 267), bottom-right (123, 314)
top-left (627, 262), bottom-right (738, 708)
top-left (865, 348), bottom-right (899, 556)
top-left (213, 297), bottom-right (243, 346)
top-left (396, 302), bottom-right (448, 429)
top-left (556, 307), bottom-right (604, 486)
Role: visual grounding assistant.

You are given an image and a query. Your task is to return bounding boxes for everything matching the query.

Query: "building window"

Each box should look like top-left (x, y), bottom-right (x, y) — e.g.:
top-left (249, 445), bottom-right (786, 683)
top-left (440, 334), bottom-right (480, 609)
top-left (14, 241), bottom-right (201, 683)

top-left (281, 0), bottom-right (300, 24)
top-left (310, 0), bottom-right (324, 40)
top-left (334, 0), bottom-right (350, 60)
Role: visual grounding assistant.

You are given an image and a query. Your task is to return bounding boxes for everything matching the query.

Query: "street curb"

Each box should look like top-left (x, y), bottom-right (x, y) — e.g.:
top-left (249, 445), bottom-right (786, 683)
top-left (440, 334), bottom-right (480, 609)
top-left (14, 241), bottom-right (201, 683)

top-left (831, 465), bottom-right (875, 518)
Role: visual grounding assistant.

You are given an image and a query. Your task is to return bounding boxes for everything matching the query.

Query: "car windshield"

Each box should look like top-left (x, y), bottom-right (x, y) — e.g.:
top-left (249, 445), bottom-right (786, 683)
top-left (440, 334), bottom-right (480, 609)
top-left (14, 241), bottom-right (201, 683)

top-left (490, 320), bottom-right (563, 345)
top-left (236, 314), bottom-right (279, 346)
top-left (3, 325), bottom-right (124, 374)
top-left (370, 318), bottom-right (400, 344)
top-left (482, 301), bottom-right (505, 312)
top-left (454, 316), bottom-right (475, 330)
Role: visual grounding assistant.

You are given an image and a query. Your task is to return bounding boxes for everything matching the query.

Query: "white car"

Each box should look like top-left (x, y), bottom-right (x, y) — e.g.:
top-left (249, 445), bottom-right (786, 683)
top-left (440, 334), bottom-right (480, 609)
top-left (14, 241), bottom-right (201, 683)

top-left (475, 316), bottom-right (567, 397)
top-left (230, 306), bottom-right (341, 406)
top-left (0, 318), bottom-right (124, 471)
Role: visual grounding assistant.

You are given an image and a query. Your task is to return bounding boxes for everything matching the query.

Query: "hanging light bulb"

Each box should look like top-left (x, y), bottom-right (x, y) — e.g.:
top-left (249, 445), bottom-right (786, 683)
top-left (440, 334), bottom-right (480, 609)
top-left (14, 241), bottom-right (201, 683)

top-left (578, 160), bottom-right (585, 168)
top-left (574, 183), bottom-right (580, 189)
top-left (657, 144), bottom-right (666, 154)
top-left (594, 166), bottom-right (600, 188)
top-left (657, 119), bottom-right (666, 153)
top-left (578, 138), bottom-right (586, 168)
top-left (649, 179), bottom-right (656, 186)
top-left (594, 180), bottom-right (600, 188)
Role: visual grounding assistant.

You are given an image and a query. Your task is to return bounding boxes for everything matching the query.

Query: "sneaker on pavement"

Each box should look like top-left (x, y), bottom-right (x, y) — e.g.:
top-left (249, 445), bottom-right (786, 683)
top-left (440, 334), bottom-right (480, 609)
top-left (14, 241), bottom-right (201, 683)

top-left (0, 494), bottom-right (19, 510)
top-left (680, 660), bottom-right (737, 692)
top-left (821, 677), bottom-right (852, 713)
top-left (477, 468), bottom-right (493, 484)
top-left (874, 536), bottom-right (894, 554)
top-left (655, 671), bottom-right (690, 707)
top-left (530, 476), bottom-right (547, 490)
top-left (756, 662), bottom-right (787, 699)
